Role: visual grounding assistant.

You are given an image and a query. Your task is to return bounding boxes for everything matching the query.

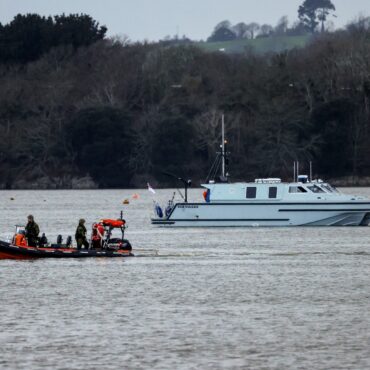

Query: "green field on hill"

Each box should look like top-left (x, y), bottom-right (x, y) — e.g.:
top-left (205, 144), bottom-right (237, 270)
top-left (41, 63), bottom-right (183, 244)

top-left (196, 35), bottom-right (311, 54)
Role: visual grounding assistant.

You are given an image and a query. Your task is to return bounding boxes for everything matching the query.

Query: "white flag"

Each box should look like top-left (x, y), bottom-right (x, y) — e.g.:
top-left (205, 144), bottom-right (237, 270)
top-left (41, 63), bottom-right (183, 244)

top-left (147, 183), bottom-right (156, 194)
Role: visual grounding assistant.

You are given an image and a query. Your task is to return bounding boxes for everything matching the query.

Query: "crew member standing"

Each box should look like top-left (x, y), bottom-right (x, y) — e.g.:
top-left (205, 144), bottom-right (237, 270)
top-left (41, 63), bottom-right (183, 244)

top-left (75, 219), bottom-right (89, 250)
top-left (91, 223), bottom-right (105, 249)
top-left (25, 215), bottom-right (40, 247)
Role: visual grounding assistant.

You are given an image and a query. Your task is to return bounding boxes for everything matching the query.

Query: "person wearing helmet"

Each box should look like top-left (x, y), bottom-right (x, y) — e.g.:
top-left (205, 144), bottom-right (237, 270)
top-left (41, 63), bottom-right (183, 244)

top-left (25, 215), bottom-right (40, 247)
top-left (75, 219), bottom-right (89, 250)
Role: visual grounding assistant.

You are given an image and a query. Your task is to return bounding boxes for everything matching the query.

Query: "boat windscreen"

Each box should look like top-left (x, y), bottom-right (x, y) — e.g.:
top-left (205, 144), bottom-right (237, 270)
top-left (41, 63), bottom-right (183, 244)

top-left (307, 185), bottom-right (326, 193)
top-left (289, 186), bottom-right (307, 193)
top-left (324, 184), bottom-right (339, 193)
top-left (322, 185), bottom-right (333, 193)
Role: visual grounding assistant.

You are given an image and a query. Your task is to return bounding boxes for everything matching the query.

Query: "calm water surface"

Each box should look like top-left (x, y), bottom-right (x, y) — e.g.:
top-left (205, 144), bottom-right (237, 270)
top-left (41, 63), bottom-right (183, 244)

top-left (1, 188), bottom-right (370, 369)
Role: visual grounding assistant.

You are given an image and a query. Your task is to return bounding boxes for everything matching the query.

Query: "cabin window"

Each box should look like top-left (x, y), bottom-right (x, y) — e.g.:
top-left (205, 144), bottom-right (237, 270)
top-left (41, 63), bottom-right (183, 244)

top-left (323, 184), bottom-right (338, 193)
top-left (246, 187), bottom-right (257, 198)
top-left (322, 185), bottom-right (333, 193)
top-left (289, 186), bottom-right (307, 193)
top-left (308, 185), bottom-right (325, 193)
top-left (269, 187), bottom-right (277, 198)
top-left (332, 186), bottom-right (339, 193)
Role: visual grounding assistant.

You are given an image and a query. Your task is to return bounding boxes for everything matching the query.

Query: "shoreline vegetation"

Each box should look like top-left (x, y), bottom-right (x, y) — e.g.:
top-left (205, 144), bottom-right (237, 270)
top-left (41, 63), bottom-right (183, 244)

top-left (1, 176), bottom-right (370, 190)
top-left (1, 11), bottom-right (370, 190)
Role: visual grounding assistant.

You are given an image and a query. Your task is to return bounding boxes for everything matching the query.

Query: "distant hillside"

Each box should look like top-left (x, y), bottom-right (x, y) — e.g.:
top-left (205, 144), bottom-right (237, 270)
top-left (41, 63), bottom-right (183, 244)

top-left (196, 35), bottom-right (311, 54)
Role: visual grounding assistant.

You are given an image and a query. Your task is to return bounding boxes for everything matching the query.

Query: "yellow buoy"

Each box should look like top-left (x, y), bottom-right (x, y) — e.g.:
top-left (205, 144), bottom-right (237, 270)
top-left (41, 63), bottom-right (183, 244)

top-left (122, 199), bottom-right (130, 205)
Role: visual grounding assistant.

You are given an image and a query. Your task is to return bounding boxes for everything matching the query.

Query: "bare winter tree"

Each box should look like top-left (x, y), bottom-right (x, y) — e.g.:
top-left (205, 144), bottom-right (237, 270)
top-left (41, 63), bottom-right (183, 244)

top-left (275, 16), bottom-right (289, 35)
top-left (232, 22), bottom-right (249, 39)
top-left (245, 22), bottom-right (260, 39)
top-left (259, 24), bottom-right (274, 37)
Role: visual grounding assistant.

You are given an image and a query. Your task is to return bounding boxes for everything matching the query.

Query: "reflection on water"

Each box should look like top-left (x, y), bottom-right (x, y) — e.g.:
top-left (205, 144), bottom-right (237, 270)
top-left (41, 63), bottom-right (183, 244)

top-left (1, 188), bottom-right (370, 369)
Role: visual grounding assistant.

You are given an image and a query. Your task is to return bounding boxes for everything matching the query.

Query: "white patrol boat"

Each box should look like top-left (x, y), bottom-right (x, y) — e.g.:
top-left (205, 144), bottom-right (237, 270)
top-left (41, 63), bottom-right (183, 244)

top-left (151, 118), bottom-right (370, 227)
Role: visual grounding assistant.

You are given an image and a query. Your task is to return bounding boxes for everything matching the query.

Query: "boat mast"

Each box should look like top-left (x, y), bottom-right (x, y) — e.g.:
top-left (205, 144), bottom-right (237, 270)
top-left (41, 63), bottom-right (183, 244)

top-left (297, 161), bottom-right (299, 182)
top-left (221, 114), bottom-right (225, 178)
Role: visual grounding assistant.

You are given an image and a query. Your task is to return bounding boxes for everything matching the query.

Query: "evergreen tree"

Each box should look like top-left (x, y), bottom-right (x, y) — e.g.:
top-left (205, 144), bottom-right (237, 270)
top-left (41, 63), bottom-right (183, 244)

top-left (207, 27), bottom-right (236, 42)
top-left (0, 13), bottom-right (107, 63)
top-left (298, 0), bottom-right (336, 33)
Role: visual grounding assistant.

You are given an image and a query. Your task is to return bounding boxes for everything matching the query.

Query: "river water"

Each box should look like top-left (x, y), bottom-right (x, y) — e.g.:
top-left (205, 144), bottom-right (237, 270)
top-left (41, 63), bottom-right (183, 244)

top-left (1, 188), bottom-right (370, 370)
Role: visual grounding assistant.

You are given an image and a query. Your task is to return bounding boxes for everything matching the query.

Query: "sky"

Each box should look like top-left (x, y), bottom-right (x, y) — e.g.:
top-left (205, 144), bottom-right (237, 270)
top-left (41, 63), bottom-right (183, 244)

top-left (1, 0), bottom-right (370, 41)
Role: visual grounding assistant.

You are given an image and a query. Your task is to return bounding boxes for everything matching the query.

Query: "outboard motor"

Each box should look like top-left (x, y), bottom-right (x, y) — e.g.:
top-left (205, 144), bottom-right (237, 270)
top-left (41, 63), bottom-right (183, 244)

top-left (155, 203), bottom-right (163, 218)
top-left (121, 239), bottom-right (132, 251)
top-left (165, 200), bottom-right (174, 218)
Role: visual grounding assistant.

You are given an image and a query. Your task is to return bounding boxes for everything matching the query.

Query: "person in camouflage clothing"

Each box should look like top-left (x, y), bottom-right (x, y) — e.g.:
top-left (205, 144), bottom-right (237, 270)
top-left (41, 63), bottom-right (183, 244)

top-left (75, 218), bottom-right (89, 250)
top-left (25, 215), bottom-right (40, 247)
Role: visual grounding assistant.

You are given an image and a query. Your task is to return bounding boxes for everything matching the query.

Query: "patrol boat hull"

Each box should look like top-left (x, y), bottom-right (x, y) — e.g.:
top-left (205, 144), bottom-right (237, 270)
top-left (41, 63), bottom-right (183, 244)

top-left (0, 240), bottom-right (134, 260)
top-left (151, 201), bottom-right (370, 227)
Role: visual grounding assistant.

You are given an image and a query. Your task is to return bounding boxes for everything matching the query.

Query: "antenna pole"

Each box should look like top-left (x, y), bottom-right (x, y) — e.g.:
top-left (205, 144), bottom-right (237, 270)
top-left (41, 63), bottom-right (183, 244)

top-left (293, 162), bottom-right (296, 183)
top-left (309, 161), bottom-right (313, 182)
top-left (221, 114), bottom-right (225, 178)
top-left (297, 161), bottom-right (299, 182)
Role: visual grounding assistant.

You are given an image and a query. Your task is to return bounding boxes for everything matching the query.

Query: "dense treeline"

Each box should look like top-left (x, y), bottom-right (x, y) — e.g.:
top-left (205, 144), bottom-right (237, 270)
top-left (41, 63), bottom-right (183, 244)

top-left (0, 13), bottom-right (106, 64)
top-left (0, 14), bottom-right (370, 188)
